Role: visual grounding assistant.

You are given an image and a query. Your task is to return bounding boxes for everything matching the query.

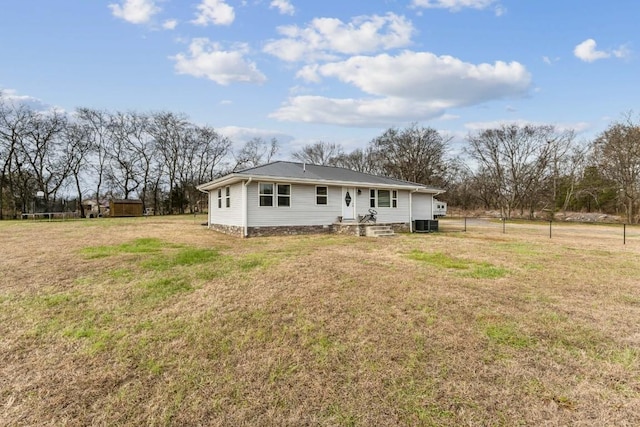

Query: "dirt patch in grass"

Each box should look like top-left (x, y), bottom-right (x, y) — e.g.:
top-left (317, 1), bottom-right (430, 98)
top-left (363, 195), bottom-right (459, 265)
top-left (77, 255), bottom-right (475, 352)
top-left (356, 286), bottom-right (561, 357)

top-left (1, 216), bottom-right (640, 425)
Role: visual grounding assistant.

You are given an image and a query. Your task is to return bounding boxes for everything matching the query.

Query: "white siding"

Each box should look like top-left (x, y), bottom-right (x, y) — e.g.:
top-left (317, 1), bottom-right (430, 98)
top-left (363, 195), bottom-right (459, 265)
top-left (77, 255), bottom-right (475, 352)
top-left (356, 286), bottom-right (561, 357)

top-left (412, 193), bottom-right (433, 220)
top-left (247, 182), bottom-right (342, 227)
top-left (355, 188), bottom-right (410, 223)
top-left (209, 182), bottom-right (243, 226)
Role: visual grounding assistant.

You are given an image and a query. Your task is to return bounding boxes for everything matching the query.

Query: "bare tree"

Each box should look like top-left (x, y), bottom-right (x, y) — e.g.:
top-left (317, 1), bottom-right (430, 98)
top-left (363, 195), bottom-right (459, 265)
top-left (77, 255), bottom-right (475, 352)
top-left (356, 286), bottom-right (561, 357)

top-left (150, 111), bottom-right (191, 213)
top-left (371, 124), bottom-right (450, 185)
top-left (0, 95), bottom-right (32, 217)
top-left (466, 124), bottom-right (575, 219)
top-left (592, 113), bottom-right (640, 223)
top-left (556, 144), bottom-right (587, 214)
top-left (292, 141), bottom-right (343, 166)
top-left (441, 157), bottom-right (478, 210)
top-left (106, 112), bottom-right (145, 199)
top-left (233, 137), bottom-right (279, 171)
top-left (181, 125), bottom-right (231, 212)
top-left (333, 147), bottom-right (381, 174)
top-left (15, 109), bottom-right (69, 211)
top-left (64, 122), bottom-right (93, 217)
top-left (75, 108), bottom-right (112, 214)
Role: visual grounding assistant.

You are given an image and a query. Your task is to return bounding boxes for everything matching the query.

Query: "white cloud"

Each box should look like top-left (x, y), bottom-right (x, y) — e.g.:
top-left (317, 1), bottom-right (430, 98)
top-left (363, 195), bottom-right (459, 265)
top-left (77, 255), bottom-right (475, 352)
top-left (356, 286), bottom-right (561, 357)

top-left (542, 56), bottom-right (560, 65)
top-left (162, 19), bottom-right (178, 30)
top-left (272, 51), bottom-right (531, 126)
top-left (412, 0), bottom-right (503, 15)
top-left (263, 13), bottom-right (415, 62)
top-left (171, 38), bottom-right (266, 85)
top-left (270, 96), bottom-right (450, 126)
top-left (0, 88), bottom-right (65, 114)
top-left (574, 39), bottom-right (610, 62)
top-left (438, 113), bottom-right (460, 121)
top-left (301, 52), bottom-right (530, 102)
top-left (613, 44), bottom-right (631, 59)
top-left (494, 5), bottom-right (506, 16)
top-left (217, 126), bottom-right (293, 148)
top-left (192, 0), bottom-right (235, 26)
top-left (465, 119), bottom-right (592, 134)
top-left (573, 38), bottom-right (631, 63)
top-left (270, 0), bottom-right (295, 16)
top-left (109, 0), bottom-right (160, 24)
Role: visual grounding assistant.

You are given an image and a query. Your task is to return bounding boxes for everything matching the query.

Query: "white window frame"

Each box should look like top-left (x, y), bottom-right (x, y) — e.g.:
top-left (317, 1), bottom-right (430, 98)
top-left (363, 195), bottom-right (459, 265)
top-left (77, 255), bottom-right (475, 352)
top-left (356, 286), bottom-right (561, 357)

top-left (316, 186), bottom-right (328, 206)
top-left (225, 186), bottom-right (230, 208)
top-left (259, 182), bottom-right (274, 207)
top-left (378, 189), bottom-right (391, 208)
top-left (258, 182), bottom-right (291, 207)
top-left (217, 188), bottom-right (222, 209)
top-left (276, 184), bottom-right (291, 207)
top-left (369, 189), bottom-right (397, 208)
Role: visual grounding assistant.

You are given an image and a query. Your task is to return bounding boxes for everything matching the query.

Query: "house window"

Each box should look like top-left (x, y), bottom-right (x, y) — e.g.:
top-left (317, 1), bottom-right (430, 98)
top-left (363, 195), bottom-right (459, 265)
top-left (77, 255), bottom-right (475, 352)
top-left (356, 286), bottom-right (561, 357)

top-left (392, 190), bottom-right (398, 208)
top-left (217, 188), bottom-right (222, 209)
top-left (277, 184), bottom-right (291, 207)
top-left (370, 189), bottom-right (376, 208)
top-left (378, 190), bottom-right (391, 207)
top-left (259, 183), bottom-right (290, 207)
top-left (259, 183), bottom-right (273, 206)
top-left (225, 186), bottom-right (230, 208)
top-left (316, 186), bottom-right (328, 205)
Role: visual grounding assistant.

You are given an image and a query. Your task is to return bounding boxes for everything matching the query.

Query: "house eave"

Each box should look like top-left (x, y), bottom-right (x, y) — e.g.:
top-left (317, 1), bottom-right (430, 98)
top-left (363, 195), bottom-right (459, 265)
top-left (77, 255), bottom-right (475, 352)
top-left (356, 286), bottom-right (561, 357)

top-left (197, 173), bottom-right (443, 194)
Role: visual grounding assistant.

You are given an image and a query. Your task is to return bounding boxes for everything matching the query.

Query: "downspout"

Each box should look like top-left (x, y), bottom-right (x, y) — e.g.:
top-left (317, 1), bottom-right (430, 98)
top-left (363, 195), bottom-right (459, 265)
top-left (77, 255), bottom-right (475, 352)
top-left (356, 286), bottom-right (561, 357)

top-left (410, 189), bottom-right (419, 233)
top-left (432, 190), bottom-right (444, 220)
top-left (196, 185), bottom-right (211, 228)
top-left (243, 178), bottom-right (253, 237)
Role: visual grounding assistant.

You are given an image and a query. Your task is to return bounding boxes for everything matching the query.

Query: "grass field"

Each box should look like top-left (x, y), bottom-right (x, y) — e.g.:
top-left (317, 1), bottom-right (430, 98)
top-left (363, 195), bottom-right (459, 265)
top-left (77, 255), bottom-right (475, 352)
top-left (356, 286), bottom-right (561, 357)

top-left (1, 216), bottom-right (640, 426)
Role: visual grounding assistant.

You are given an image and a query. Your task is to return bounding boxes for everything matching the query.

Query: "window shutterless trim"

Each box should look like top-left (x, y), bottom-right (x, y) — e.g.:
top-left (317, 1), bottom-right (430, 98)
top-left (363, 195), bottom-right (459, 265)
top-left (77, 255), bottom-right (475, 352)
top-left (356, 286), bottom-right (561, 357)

top-left (276, 183), bottom-right (291, 207)
top-left (315, 185), bottom-right (328, 205)
top-left (258, 182), bottom-right (291, 207)
top-left (259, 182), bottom-right (274, 207)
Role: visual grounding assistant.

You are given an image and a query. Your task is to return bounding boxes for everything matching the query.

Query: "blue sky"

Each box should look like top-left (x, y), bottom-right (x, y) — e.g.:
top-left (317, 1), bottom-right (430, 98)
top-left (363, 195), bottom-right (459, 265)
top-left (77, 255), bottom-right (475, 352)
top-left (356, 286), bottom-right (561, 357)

top-left (1, 0), bottom-right (637, 155)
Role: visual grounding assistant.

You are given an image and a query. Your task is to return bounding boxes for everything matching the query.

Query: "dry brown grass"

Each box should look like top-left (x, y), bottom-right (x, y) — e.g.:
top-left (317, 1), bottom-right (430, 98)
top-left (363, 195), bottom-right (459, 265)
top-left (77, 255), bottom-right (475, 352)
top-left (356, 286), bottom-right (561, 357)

top-left (2, 216), bottom-right (640, 426)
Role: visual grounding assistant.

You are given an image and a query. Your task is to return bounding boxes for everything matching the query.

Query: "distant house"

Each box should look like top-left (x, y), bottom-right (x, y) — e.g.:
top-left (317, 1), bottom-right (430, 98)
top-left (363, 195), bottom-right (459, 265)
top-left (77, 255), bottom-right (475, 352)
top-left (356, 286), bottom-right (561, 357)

top-left (81, 199), bottom-right (109, 218)
top-left (109, 199), bottom-right (143, 217)
top-left (197, 161), bottom-right (444, 237)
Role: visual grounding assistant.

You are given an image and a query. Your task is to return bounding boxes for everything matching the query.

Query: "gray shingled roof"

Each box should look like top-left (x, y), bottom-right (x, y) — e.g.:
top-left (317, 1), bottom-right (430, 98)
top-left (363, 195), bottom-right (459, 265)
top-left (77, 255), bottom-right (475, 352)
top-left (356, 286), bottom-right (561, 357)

top-left (235, 161), bottom-right (442, 190)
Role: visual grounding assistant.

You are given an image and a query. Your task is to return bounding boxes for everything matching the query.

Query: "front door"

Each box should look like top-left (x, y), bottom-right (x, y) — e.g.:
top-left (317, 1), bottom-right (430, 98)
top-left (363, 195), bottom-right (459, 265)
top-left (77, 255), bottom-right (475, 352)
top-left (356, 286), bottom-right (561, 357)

top-left (342, 187), bottom-right (356, 220)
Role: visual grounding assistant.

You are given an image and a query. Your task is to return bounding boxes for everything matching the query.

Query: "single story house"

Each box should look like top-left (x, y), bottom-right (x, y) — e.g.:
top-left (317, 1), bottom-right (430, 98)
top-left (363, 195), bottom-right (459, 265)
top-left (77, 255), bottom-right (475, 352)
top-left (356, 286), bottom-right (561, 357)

top-left (196, 161), bottom-right (444, 237)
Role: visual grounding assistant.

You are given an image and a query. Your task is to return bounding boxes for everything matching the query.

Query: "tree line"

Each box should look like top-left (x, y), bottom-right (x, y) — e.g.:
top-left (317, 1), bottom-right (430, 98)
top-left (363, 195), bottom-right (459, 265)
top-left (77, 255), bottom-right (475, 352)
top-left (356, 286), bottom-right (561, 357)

top-left (1, 93), bottom-right (639, 222)
top-left (291, 116), bottom-right (640, 224)
top-left (0, 95), bottom-right (279, 218)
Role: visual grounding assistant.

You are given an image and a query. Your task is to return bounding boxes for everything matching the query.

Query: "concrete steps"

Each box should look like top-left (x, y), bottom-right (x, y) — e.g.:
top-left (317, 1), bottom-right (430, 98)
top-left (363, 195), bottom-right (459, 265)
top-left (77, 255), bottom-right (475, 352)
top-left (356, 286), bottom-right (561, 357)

top-left (365, 225), bottom-right (395, 237)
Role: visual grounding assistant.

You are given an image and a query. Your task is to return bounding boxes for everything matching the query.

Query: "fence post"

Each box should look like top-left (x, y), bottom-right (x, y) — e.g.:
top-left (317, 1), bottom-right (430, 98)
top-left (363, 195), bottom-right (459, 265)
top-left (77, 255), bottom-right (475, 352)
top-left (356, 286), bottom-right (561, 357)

top-left (464, 217), bottom-right (467, 232)
top-left (549, 220), bottom-right (552, 239)
top-left (502, 217), bottom-right (506, 234)
top-left (624, 223), bottom-right (626, 245)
